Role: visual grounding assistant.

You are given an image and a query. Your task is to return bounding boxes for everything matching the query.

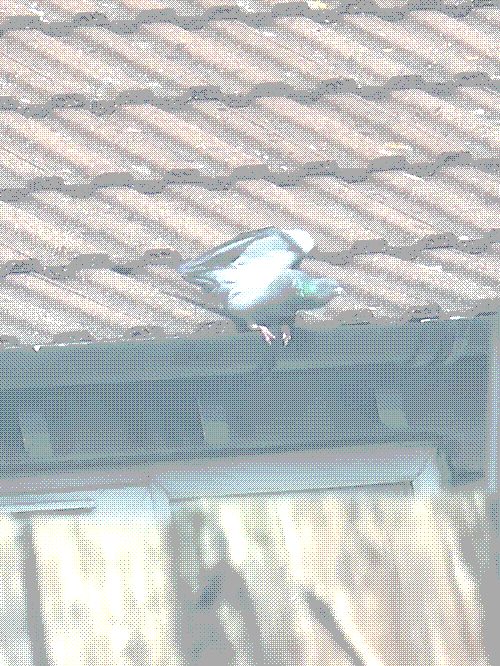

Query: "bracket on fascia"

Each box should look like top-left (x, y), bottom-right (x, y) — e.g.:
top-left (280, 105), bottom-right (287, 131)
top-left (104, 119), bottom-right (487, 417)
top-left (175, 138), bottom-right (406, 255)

top-left (19, 412), bottom-right (53, 459)
top-left (443, 333), bottom-right (469, 366)
top-left (375, 390), bottom-right (409, 430)
top-left (408, 331), bottom-right (471, 369)
top-left (196, 396), bottom-right (231, 448)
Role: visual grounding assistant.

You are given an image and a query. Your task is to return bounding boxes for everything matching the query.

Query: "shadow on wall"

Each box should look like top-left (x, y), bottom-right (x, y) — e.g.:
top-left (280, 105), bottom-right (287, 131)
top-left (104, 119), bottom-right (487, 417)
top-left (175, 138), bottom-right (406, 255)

top-left (0, 486), bottom-right (491, 666)
top-left (170, 489), bottom-right (490, 666)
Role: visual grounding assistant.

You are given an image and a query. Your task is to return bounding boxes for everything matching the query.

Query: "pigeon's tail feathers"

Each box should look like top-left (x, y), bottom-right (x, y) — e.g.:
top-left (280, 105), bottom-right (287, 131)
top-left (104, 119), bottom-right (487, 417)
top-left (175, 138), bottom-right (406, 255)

top-left (176, 227), bottom-right (312, 290)
top-left (192, 275), bottom-right (220, 292)
top-left (176, 263), bottom-right (220, 292)
top-left (176, 227), bottom-right (277, 286)
top-left (177, 256), bottom-right (223, 280)
top-left (282, 229), bottom-right (315, 254)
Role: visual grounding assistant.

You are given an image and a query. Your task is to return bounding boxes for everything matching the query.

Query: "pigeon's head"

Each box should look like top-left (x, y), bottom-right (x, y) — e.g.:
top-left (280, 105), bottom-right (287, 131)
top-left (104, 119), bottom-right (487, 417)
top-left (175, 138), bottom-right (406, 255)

top-left (297, 277), bottom-right (345, 305)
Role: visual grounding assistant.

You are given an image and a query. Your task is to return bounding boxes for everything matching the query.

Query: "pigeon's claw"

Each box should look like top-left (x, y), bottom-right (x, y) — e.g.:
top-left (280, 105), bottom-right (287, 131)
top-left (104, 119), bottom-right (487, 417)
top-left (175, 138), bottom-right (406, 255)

top-left (281, 325), bottom-right (292, 347)
top-left (248, 323), bottom-right (276, 345)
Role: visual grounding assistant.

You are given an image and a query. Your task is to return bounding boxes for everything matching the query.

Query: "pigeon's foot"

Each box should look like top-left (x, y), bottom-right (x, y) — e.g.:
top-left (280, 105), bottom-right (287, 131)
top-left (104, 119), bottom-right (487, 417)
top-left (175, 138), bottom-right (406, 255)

top-left (248, 323), bottom-right (276, 345)
top-left (281, 325), bottom-right (292, 347)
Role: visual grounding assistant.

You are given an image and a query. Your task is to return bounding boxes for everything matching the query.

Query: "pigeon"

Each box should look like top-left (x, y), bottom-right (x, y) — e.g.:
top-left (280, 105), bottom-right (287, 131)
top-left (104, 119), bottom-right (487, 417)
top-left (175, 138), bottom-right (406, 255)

top-left (174, 226), bottom-right (345, 347)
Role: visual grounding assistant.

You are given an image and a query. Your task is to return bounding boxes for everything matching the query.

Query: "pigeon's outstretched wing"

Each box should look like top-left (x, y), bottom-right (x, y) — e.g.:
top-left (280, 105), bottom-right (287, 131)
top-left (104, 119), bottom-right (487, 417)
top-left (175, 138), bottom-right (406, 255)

top-left (171, 226), bottom-right (345, 358)
top-left (177, 227), bottom-right (314, 292)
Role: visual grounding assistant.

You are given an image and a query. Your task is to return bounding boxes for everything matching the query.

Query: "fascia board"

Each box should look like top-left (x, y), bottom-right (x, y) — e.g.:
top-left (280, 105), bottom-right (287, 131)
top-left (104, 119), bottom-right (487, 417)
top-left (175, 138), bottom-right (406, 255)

top-left (0, 319), bottom-right (486, 391)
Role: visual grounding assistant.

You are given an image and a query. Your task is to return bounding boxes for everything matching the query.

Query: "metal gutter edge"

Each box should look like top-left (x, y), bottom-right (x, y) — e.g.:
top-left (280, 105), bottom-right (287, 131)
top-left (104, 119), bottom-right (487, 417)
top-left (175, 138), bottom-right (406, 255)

top-left (0, 319), bottom-right (488, 391)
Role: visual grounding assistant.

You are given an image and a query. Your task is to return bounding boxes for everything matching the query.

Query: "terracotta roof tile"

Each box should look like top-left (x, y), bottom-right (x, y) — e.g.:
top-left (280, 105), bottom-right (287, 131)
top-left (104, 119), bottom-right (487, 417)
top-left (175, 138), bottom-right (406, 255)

top-left (0, 0), bottom-right (497, 344)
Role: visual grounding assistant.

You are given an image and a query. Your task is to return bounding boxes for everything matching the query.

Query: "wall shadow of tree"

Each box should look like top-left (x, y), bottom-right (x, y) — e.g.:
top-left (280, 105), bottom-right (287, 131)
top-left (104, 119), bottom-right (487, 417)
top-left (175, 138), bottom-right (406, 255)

top-left (170, 503), bottom-right (369, 666)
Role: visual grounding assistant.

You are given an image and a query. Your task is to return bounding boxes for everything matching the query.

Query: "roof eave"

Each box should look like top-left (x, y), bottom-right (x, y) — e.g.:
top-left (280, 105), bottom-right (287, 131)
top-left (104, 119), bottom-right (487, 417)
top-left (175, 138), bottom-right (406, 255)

top-left (0, 317), bottom-right (490, 391)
